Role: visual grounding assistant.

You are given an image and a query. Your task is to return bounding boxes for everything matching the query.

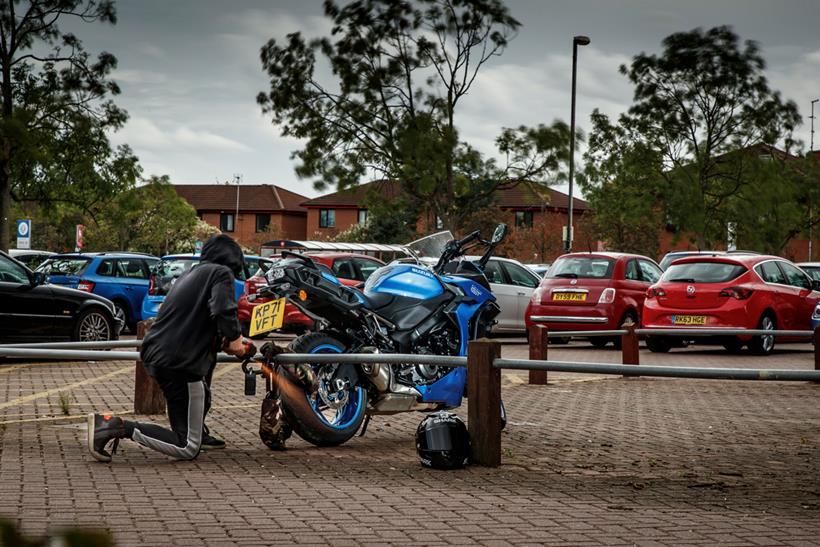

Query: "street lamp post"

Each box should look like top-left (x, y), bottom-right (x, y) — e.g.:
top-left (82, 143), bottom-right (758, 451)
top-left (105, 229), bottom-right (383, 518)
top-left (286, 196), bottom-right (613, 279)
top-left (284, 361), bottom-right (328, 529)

top-left (810, 100), bottom-right (818, 261)
top-left (565, 35), bottom-right (590, 252)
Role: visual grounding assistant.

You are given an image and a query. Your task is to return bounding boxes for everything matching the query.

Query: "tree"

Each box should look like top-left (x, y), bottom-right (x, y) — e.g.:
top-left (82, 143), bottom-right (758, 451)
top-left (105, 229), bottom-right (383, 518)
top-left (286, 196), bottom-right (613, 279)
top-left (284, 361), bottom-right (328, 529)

top-left (84, 176), bottom-right (199, 256)
top-left (579, 109), bottom-right (666, 257)
top-left (0, 0), bottom-right (134, 251)
top-left (615, 26), bottom-right (800, 248)
top-left (258, 0), bottom-right (571, 234)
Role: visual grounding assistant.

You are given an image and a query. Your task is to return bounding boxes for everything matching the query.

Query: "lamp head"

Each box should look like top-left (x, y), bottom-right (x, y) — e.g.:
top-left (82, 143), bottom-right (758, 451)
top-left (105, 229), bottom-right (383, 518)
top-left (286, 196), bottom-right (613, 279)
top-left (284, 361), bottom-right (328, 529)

top-left (574, 35), bottom-right (591, 46)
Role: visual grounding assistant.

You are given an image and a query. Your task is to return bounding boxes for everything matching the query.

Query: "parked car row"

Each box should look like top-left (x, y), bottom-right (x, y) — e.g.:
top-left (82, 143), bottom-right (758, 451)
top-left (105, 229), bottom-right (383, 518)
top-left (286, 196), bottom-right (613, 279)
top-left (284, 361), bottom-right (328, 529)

top-left (0, 251), bottom-right (122, 343)
top-left (526, 251), bottom-right (820, 355)
top-left (4, 242), bottom-right (820, 354)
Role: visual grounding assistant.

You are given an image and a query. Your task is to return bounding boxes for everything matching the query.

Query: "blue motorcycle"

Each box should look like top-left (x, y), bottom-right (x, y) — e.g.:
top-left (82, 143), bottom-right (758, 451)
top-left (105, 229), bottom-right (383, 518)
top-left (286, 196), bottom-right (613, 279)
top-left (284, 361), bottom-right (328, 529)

top-left (252, 224), bottom-right (508, 448)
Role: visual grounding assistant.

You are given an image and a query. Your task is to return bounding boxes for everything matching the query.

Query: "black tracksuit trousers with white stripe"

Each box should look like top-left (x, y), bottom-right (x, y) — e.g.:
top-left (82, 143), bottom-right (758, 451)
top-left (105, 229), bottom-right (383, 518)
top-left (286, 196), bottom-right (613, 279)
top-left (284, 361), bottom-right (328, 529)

top-left (130, 367), bottom-right (211, 460)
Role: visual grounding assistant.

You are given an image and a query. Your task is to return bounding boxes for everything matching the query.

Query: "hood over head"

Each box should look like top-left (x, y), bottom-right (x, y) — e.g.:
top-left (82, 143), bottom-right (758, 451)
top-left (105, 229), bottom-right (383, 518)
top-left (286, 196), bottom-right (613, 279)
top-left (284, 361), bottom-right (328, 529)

top-left (201, 234), bottom-right (244, 278)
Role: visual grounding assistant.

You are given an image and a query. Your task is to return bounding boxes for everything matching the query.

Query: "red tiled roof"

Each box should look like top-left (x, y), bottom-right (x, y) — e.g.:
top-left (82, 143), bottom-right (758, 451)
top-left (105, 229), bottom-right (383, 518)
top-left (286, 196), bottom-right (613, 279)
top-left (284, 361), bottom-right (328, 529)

top-left (302, 180), bottom-right (587, 211)
top-left (496, 185), bottom-right (588, 211)
top-left (300, 180), bottom-right (401, 208)
top-left (173, 184), bottom-right (308, 212)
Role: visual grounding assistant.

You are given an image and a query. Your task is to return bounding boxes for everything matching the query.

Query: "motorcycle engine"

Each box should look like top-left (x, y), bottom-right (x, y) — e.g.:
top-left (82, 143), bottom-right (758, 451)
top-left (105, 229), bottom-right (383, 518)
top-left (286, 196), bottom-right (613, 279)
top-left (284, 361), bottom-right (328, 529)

top-left (395, 325), bottom-right (460, 387)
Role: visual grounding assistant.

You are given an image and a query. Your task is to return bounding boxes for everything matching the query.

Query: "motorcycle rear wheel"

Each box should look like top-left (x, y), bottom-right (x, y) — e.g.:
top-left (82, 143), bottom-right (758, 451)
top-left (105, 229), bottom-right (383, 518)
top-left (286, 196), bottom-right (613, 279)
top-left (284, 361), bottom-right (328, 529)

top-left (280, 332), bottom-right (367, 447)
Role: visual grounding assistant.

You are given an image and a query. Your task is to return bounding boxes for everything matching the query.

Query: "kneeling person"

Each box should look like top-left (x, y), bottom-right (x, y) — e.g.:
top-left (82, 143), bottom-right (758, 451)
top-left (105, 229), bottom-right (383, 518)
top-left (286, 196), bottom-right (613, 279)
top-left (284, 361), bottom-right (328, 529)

top-left (88, 235), bottom-right (255, 462)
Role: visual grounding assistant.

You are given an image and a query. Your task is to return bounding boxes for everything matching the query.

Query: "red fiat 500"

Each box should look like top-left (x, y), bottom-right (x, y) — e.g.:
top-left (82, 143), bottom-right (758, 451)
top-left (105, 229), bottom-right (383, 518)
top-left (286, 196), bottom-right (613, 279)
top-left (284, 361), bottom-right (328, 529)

top-left (237, 252), bottom-right (385, 337)
top-left (524, 252), bottom-right (663, 347)
top-left (642, 255), bottom-right (820, 355)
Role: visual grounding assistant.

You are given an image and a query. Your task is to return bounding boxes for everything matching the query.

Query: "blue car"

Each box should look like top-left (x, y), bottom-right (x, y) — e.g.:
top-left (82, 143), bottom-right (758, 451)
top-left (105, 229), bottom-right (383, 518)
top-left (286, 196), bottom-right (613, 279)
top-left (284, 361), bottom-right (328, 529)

top-left (36, 252), bottom-right (160, 332)
top-left (141, 254), bottom-right (274, 321)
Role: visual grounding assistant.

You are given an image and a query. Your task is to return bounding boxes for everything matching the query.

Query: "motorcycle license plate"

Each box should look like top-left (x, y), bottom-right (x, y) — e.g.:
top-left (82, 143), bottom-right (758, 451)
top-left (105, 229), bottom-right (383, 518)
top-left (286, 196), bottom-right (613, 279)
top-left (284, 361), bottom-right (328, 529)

top-left (672, 315), bottom-right (706, 326)
top-left (553, 292), bottom-right (586, 301)
top-left (249, 298), bottom-right (285, 336)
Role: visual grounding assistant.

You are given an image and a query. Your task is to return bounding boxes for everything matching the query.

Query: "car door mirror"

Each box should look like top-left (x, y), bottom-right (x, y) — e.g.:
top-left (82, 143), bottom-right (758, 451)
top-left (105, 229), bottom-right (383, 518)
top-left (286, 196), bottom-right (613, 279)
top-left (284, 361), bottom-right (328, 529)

top-left (812, 280), bottom-right (820, 291)
top-left (31, 271), bottom-right (47, 286)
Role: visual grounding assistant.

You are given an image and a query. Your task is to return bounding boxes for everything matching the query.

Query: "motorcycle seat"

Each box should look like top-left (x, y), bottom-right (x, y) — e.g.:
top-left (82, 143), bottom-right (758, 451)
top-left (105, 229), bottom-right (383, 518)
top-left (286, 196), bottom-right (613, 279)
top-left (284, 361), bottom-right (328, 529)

top-left (360, 291), bottom-right (396, 310)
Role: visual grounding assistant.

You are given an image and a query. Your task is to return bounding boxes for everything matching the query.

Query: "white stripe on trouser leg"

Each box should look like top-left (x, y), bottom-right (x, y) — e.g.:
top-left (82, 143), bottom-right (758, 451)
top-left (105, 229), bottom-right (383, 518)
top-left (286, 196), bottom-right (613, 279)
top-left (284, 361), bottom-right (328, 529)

top-left (132, 381), bottom-right (204, 460)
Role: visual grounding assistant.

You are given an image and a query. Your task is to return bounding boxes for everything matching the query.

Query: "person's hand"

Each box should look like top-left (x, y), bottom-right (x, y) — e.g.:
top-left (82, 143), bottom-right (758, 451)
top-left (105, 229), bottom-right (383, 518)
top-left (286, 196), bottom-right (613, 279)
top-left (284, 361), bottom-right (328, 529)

top-left (225, 336), bottom-right (256, 358)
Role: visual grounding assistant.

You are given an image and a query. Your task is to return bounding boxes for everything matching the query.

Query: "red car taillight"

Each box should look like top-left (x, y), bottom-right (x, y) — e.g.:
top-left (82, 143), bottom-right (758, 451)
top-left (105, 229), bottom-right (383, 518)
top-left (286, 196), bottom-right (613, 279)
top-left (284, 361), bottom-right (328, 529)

top-left (646, 286), bottom-right (666, 298)
top-left (148, 275), bottom-right (157, 295)
top-left (77, 280), bottom-right (95, 292)
top-left (245, 276), bottom-right (267, 295)
top-left (719, 286), bottom-right (754, 300)
top-left (598, 287), bottom-right (616, 304)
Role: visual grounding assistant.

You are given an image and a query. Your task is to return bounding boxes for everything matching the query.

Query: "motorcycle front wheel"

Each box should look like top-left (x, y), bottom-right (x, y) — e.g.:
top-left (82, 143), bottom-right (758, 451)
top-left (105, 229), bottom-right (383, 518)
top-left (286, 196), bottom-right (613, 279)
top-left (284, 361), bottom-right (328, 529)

top-left (281, 332), bottom-right (367, 447)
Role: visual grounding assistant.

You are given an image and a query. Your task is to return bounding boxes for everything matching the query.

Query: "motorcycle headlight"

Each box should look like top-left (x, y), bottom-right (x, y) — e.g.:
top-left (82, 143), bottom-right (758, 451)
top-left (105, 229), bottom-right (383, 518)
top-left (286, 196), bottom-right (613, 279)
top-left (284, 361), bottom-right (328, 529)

top-left (812, 304), bottom-right (820, 321)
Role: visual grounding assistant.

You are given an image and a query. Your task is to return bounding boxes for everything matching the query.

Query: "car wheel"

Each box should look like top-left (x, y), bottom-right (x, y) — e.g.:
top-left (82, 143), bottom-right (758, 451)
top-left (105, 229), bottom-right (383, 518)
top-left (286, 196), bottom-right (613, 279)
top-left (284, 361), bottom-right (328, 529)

top-left (748, 313), bottom-right (776, 356)
top-left (646, 336), bottom-right (671, 353)
top-left (113, 304), bottom-right (128, 334)
top-left (73, 308), bottom-right (114, 342)
top-left (549, 336), bottom-right (570, 345)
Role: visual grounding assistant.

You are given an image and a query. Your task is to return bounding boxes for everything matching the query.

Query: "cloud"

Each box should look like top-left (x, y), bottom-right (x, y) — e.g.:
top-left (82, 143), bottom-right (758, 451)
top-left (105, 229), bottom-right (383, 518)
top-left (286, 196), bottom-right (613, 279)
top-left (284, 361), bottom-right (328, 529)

top-left (111, 116), bottom-right (250, 152)
top-left (113, 68), bottom-right (169, 85)
top-left (455, 47), bottom-right (633, 164)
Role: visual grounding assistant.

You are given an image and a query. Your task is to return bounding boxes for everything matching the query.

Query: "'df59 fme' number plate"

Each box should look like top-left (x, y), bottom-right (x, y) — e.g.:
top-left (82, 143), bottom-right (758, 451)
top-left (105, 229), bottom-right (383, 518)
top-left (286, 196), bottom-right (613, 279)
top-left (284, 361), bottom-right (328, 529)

top-left (249, 298), bottom-right (286, 337)
top-left (552, 292), bottom-right (587, 301)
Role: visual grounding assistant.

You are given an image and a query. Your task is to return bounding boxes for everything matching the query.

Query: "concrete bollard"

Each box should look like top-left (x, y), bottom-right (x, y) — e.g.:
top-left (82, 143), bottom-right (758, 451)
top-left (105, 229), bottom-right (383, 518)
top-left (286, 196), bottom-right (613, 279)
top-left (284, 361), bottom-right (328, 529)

top-left (134, 319), bottom-right (166, 415)
top-left (621, 323), bottom-right (640, 366)
top-left (467, 339), bottom-right (502, 467)
top-left (528, 325), bottom-right (548, 385)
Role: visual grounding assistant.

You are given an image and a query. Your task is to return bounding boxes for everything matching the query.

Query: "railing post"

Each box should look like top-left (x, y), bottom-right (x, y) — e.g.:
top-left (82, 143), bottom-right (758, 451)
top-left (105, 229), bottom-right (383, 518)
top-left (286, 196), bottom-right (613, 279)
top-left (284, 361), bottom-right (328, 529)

top-left (621, 323), bottom-right (640, 366)
top-left (814, 325), bottom-right (820, 380)
top-left (528, 325), bottom-right (548, 385)
top-left (134, 319), bottom-right (166, 415)
top-left (467, 339), bottom-right (502, 467)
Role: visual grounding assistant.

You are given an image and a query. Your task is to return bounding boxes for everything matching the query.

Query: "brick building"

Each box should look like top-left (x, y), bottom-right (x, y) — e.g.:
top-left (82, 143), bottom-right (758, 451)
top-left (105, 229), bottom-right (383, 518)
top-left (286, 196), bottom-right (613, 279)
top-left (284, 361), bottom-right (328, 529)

top-left (173, 184), bottom-right (308, 250)
top-left (300, 180), bottom-right (590, 258)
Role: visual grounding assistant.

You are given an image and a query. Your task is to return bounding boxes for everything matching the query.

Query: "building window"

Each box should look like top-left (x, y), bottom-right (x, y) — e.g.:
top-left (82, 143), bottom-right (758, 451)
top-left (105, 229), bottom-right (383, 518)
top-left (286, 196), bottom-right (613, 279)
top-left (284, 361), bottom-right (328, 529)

top-left (514, 210), bottom-right (533, 228)
top-left (256, 213), bottom-right (271, 233)
top-left (220, 213), bottom-right (235, 232)
top-left (357, 209), bottom-right (368, 225)
top-left (319, 209), bottom-right (335, 228)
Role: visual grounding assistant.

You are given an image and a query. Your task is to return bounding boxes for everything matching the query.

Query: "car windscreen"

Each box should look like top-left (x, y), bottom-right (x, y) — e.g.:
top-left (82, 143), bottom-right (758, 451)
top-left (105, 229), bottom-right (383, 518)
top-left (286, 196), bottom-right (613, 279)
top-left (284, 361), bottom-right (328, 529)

top-left (36, 257), bottom-right (91, 276)
top-left (801, 265), bottom-right (820, 282)
top-left (153, 258), bottom-right (198, 294)
top-left (663, 261), bottom-right (747, 283)
top-left (547, 257), bottom-right (614, 279)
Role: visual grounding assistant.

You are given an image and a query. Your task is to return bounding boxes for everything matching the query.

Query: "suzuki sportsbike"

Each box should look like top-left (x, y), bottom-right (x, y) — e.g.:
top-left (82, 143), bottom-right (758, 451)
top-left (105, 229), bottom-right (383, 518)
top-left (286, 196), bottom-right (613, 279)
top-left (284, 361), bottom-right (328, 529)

top-left (247, 224), bottom-right (508, 449)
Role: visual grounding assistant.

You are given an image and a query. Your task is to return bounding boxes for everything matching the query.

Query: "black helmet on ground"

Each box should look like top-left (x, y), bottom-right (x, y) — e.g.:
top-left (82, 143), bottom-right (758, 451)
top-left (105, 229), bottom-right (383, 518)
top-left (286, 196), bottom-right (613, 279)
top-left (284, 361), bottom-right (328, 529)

top-left (415, 411), bottom-right (470, 469)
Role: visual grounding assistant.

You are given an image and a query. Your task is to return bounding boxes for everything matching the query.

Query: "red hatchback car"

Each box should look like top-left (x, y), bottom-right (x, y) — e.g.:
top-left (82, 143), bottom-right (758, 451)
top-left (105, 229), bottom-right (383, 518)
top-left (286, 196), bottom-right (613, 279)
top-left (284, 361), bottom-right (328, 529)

top-left (524, 252), bottom-right (663, 347)
top-left (642, 255), bottom-right (820, 355)
top-left (237, 252), bottom-right (385, 336)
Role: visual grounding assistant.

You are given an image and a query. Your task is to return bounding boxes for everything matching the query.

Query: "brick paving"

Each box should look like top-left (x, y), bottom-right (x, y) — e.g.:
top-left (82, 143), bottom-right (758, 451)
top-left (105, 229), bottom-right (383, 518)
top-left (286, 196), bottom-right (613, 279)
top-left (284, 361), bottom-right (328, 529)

top-left (0, 340), bottom-right (819, 546)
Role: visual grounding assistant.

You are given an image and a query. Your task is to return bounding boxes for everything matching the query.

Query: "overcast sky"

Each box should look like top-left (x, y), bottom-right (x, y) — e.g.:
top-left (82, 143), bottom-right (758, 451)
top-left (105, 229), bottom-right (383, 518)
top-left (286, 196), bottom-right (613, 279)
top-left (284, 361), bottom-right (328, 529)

top-left (67, 0), bottom-right (820, 199)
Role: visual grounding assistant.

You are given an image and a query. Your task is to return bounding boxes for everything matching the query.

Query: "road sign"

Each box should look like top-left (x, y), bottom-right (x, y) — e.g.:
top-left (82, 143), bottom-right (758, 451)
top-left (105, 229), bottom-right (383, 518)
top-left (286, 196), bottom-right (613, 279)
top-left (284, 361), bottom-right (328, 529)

top-left (75, 224), bottom-right (85, 252)
top-left (16, 220), bottom-right (31, 250)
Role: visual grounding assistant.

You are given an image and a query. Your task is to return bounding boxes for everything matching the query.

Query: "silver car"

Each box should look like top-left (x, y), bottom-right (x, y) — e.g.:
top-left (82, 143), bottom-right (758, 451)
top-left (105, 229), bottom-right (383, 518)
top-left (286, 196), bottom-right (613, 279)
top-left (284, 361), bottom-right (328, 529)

top-left (475, 257), bottom-right (542, 333)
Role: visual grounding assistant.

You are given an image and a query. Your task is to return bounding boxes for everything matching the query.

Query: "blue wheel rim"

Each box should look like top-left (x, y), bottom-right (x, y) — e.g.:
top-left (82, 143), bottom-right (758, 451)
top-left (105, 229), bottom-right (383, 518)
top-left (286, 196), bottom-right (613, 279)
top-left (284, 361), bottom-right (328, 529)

top-left (309, 344), bottom-right (365, 430)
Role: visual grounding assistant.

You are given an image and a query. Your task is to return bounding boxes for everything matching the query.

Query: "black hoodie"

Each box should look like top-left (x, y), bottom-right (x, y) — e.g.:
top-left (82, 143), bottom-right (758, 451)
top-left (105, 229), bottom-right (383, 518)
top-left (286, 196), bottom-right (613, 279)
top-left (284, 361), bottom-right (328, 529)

top-left (140, 235), bottom-right (244, 377)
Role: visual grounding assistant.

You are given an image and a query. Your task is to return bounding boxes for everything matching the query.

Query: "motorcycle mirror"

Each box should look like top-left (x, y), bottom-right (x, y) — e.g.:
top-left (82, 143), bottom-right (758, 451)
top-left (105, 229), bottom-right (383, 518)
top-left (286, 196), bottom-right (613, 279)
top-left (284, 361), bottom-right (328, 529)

top-left (491, 224), bottom-right (508, 244)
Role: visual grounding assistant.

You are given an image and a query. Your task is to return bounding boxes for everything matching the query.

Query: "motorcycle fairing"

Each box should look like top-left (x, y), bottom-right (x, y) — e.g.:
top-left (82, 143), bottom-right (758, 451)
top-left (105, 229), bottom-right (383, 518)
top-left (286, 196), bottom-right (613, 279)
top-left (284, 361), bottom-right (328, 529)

top-left (364, 264), bottom-right (445, 300)
top-left (415, 274), bottom-right (496, 407)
